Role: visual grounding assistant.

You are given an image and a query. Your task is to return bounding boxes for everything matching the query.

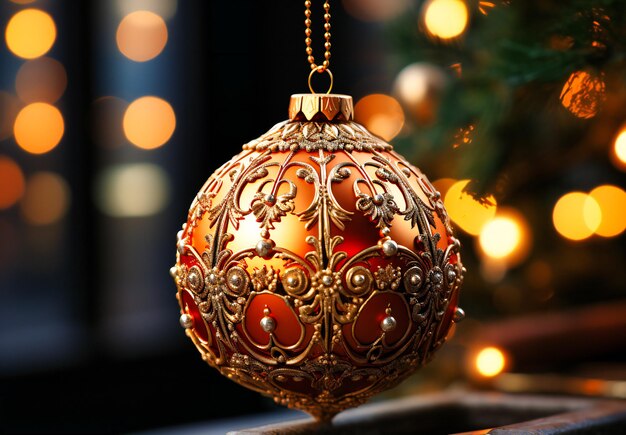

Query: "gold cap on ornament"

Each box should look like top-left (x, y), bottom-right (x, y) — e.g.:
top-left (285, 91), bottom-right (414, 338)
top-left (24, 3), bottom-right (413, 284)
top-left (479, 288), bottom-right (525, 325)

top-left (289, 93), bottom-right (353, 122)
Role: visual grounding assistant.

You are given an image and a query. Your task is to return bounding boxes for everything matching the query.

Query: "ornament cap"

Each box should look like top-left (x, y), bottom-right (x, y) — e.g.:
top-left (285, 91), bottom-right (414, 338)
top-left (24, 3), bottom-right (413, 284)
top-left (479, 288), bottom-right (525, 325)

top-left (289, 93), bottom-right (353, 122)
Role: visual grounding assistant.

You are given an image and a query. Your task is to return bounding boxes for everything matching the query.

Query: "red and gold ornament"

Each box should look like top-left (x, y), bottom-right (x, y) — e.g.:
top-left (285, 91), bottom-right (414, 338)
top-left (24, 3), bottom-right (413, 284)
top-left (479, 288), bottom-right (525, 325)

top-left (171, 92), bottom-right (465, 420)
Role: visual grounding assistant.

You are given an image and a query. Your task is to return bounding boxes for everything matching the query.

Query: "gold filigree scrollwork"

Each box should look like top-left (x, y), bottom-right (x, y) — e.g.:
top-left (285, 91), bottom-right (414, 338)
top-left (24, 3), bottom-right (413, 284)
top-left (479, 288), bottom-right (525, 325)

top-left (174, 118), bottom-right (464, 420)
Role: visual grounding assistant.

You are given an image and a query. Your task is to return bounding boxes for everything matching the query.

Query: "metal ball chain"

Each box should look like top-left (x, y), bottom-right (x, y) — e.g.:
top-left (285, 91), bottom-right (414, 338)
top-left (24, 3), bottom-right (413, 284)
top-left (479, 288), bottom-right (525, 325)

top-left (304, 0), bottom-right (331, 72)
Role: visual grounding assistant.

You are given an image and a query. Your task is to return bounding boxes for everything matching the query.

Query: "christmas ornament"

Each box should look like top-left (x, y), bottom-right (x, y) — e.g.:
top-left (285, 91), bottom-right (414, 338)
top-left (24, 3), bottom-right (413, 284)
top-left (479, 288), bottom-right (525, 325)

top-left (172, 0), bottom-right (464, 421)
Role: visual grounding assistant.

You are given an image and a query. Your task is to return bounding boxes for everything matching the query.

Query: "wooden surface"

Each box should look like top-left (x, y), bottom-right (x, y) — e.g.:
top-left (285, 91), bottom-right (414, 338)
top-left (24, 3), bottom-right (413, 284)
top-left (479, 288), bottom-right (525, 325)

top-left (230, 390), bottom-right (626, 434)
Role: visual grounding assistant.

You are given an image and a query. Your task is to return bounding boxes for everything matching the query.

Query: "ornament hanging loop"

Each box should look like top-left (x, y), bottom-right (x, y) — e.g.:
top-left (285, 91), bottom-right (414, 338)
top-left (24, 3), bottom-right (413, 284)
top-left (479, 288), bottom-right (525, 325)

top-left (308, 65), bottom-right (334, 94)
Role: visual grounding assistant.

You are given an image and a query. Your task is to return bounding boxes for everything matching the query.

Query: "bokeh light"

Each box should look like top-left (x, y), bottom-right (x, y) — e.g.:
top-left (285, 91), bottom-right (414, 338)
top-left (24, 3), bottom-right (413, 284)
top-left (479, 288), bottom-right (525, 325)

top-left (21, 172), bottom-right (70, 225)
top-left (560, 71), bottom-right (605, 119)
top-left (342, 0), bottom-right (410, 22)
top-left (117, 11), bottom-right (168, 62)
top-left (95, 163), bottom-right (171, 217)
top-left (475, 346), bottom-right (506, 377)
top-left (423, 0), bottom-right (469, 40)
top-left (123, 96), bottom-right (175, 149)
top-left (612, 127), bottom-right (626, 170)
top-left (589, 185), bottom-right (626, 238)
top-left (115, 0), bottom-right (178, 20)
top-left (393, 63), bottom-right (446, 125)
top-left (92, 96), bottom-right (129, 148)
top-left (15, 57), bottom-right (67, 104)
top-left (0, 91), bottom-right (21, 141)
top-left (5, 9), bottom-right (56, 59)
top-left (354, 94), bottom-right (405, 141)
top-left (0, 156), bottom-right (25, 209)
top-left (478, 209), bottom-right (531, 265)
top-left (552, 192), bottom-right (601, 241)
top-left (444, 179), bottom-right (497, 235)
top-left (14, 102), bottom-right (64, 154)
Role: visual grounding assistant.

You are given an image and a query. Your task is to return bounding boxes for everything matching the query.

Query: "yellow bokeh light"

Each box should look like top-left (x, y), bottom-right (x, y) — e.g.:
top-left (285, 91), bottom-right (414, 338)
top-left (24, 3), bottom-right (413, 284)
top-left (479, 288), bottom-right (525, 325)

top-left (589, 185), bottom-right (626, 238)
top-left (552, 192), bottom-right (601, 241)
top-left (480, 217), bottom-right (521, 260)
top-left (560, 71), bottom-right (605, 119)
top-left (354, 94), bottom-right (405, 141)
top-left (423, 0), bottom-right (469, 40)
top-left (0, 156), bottom-right (25, 209)
top-left (612, 128), bottom-right (626, 170)
top-left (117, 11), bottom-right (168, 62)
top-left (14, 102), bottom-right (64, 154)
top-left (16, 57), bottom-right (67, 104)
top-left (123, 96), bottom-right (176, 149)
top-left (5, 9), bottom-right (56, 59)
top-left (444, 179), bottom-right (497, 235)
top-left (21, 172), bottom-right (70, 225)
top-left (475, 346), bottom-right (506, 377)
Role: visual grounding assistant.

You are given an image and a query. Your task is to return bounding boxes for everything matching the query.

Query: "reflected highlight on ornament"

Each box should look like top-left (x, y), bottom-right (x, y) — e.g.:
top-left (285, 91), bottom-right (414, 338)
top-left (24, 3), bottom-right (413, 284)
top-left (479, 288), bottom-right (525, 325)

top-left (589, 185), bottom-right (626, 238)
top-left (123, 96), bottom-right (176, 149)
top-left (5, 9), bottom-right (56, 59)
top-left (422, 0), bottom-right (469, 40)
top-left (115, 0), bottom-right (178, 20)
top-left (14, 102), bottom-right (64, 154)
top-left (15, 57), bottom-right (67, 104)
top-left (444, 179), bottom-right (497, 235)
top-left (92, 96), bottom-right (129, 148)
top-left (354, 94), bottom-right (404, 141)
top-left (95, 163), bottom-right (171, 217)
top-left (552, 192), bottom-right (601, 241)
top-left (0, 92), bottom-right (21, 141)
top-left (342, 0), bottom-right (410, 22)
top-left (475, 346), bottom-right (506, 377)
top-left (478, 209), bottom-right (530, 265)
top-left (560, 71), bottom-right (605, 119)
top-left (612, 128), bottom-right (626, 170)
top-left (117, 11), bottom-right (168, 62)
top-left (0, 156), bottom-right (25, 209)
top-left (21, 172), bottom-right (70, 225)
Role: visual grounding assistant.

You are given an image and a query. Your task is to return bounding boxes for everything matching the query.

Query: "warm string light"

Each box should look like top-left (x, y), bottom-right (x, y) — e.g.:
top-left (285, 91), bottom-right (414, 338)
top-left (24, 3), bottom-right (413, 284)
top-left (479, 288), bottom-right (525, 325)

top-left (21, 172), bottom-right (70, 225)
top-left (0, 157), bottom-right (25, 210)
top-left (444, 179), bottom-right (497, 236)
top-left (354, 94), bottom-right (405, 141)
top-left (551, 186), bottom-right (626, 241)
top-left (552, 192), bottom-right (601, 241)
top-left (116, 10), bottom-right (168, 62)
top-left (123, 96), bottom-right (176, 149)
top-left (612, 127), bottom-right (626, 170)
top-left (474, 346), bottom-right (506, 377)
top-left (15, 57), bottom-right (67, 104)
top-left (560, 71), bottom-right (605, 119)
top-left (96, 163), bottom-right (171, 217)
top-left (14, 102), bottom-right (65, 154)
top-left (5, 9), bottom-right (56, 59)
top-left (422, 0), bottom-right (469, 40)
